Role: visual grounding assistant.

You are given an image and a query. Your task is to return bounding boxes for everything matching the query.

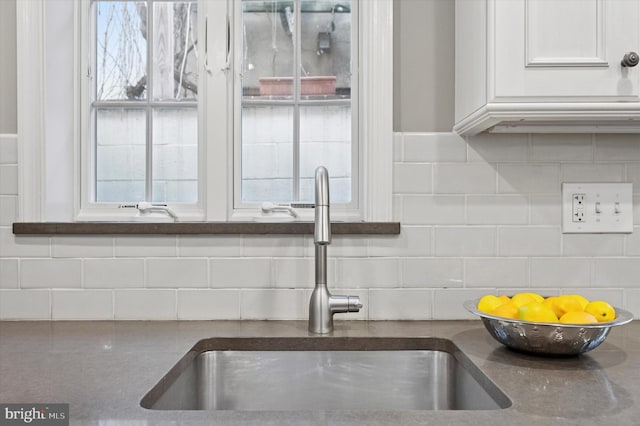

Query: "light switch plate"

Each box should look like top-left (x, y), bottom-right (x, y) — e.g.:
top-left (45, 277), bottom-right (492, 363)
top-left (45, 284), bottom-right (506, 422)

top-left (562, 183), bottom-right (633, 233)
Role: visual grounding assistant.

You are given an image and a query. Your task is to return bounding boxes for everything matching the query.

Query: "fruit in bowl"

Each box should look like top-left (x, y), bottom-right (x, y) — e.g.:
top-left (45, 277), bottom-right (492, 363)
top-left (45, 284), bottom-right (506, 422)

top-left (477, 293), bottom-right (617, 325)
top-left (464, 294), bottom-right (633, 355)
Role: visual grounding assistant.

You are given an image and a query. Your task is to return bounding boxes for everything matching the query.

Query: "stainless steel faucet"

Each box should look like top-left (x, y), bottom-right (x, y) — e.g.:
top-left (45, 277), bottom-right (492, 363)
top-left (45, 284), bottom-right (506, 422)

top-left (308, 166), bottom-right (362, 334)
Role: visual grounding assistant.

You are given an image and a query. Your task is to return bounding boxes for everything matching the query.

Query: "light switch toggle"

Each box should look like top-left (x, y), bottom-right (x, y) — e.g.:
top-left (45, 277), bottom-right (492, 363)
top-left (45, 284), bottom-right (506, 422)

top-left (595, 201), bottom-right (601, 214)
top-left (615, 202), bottom-right (621, 214)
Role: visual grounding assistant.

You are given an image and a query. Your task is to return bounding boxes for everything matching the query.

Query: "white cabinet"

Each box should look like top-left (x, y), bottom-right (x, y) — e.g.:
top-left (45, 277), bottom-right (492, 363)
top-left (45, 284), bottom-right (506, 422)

top-left (455, 0), bottom-right (640, 135)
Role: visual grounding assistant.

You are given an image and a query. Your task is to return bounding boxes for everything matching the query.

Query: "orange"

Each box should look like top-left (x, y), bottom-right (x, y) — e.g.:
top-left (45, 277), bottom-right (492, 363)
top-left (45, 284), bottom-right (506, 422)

top-left (491, 302), bottom-right (519, 319)
top-left (585, 301), bottom-right (616, 322)
top-left (559, 311), bottom-right (598, 324)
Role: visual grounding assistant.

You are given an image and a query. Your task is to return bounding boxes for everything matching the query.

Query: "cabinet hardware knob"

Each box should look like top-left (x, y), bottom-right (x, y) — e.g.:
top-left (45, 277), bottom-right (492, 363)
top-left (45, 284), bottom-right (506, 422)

top-left (621, 52), bottom-right (639, 67)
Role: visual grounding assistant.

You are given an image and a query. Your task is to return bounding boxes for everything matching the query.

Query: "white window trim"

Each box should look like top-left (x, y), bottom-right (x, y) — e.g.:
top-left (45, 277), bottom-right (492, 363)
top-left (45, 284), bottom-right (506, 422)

top-left (16, 0), bottom-right (392, 223)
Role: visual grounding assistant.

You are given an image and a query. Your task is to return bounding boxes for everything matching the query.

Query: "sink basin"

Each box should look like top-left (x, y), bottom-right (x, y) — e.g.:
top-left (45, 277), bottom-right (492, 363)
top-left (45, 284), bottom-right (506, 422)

top-left (141, 337), bottom-right (510, 411)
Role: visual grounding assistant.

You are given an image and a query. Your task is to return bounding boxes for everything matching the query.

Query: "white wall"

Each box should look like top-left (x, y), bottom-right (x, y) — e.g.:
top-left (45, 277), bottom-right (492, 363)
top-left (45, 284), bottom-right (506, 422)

top-left (1, 1), bottom-right (640, 320)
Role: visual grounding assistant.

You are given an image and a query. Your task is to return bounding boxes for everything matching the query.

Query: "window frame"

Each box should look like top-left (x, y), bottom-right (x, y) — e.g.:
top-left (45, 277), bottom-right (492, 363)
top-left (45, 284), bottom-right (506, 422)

top-left (16, 0), bottom-right (393, 223)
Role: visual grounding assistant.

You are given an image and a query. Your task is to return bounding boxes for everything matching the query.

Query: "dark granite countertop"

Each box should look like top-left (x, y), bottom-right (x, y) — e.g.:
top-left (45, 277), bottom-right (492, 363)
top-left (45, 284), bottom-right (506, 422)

top-left (1, 320), bottom-right (639, 425)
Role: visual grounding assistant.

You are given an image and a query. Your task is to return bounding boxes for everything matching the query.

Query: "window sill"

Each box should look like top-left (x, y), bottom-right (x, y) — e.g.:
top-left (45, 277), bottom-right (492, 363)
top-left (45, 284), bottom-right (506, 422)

top-left (12, 222), bottom-right (400, 235)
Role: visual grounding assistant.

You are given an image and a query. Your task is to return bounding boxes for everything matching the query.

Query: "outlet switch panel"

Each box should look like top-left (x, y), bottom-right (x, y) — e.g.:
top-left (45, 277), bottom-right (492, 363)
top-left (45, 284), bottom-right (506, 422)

top-left (562, 183), bottom-right (633, 233)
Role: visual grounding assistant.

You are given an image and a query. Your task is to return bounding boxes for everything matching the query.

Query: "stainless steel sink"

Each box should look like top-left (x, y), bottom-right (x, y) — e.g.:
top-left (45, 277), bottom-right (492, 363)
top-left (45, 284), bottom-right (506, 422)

top-left (141, 337), bottom-right (510, 411)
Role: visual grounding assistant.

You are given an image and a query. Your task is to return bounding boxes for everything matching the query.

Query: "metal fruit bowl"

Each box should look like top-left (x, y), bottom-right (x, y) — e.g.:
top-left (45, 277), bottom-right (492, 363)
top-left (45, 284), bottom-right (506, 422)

top-left (464, 299), bottom-right (634, 356)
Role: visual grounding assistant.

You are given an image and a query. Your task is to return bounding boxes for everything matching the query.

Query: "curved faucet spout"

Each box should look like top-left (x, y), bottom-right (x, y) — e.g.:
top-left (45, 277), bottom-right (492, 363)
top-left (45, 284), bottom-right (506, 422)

top-left (309, 166), bottom-right (361, 334)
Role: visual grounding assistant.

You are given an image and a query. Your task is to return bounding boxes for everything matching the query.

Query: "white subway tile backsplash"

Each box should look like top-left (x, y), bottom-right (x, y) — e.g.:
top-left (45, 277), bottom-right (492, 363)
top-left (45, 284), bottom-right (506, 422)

top-left (321, 236), bottom-right (369, 258)
top-left (115, 236), bottom-right (177, 257)
top-left (368, 226), bottom-right (431, 257)
top-left (562, 234), bottom-right (625, 257)
top-left (467, 133), bottom-right (528, 163)
top-left (336, 258), bottom-right (399, 288)
top-left (177, 289), bottom-right (240, 320)
top-left (51, 290), bottom-right (113, 320)
top-left (435, 227), bottom-right (496, 257)
top-left (393, 163), bottom-right (432, 194)
top-left (4, 130), bottom-right (640, 321)
top-left (402, 258), bottom-right (463, 288)
top-left (210, 258), bottom-right (271, 288)
top-left (529, 195), bottom-right (561, 226)
top-left (272, 258), bottom-right (316, 288)
top-left (432, 289), bottom-right (488, 320)
top-left (21, 259), bottom-right (82, 288)
top-left (178, 236), bottom-right (242, 257)
top-left (240, 289), bottom-right (306, 319)
top-left (114, 289), bottom-right (176, 320)
top-left (626, 165), bottom-right (640, 189)
top-left (595, 134), bottom-right (640, 161)
top-left (434, 163), bottom-right (496, 194)
top-left (498, 164), bottom-right (560, 194)
top-left (498, 227), bottom-right (560, 257)
top-left (530, 258), bottom-right (591, 288)
top-left (243, 235), bottom-right (305, 257)
top-left (401, 195), bottom-right (465, 225)
top-left (594, 259), bottom-right (640, 287)
top-left (466, 195), bottom-right (528, 225)
top-left (0, 290), bottom-right (50, 320)
top-left (0, 259), bottom-right (18, 288)
top-left (369, 289), bottom-right (432, 320)
top-left (52, 236), bottom-right (114, 258)
top-left (465, 258), bottom-right (528, 288)
top-left (402, 133), bottom-right (467, 162)
top-left (626, 229), bottom-right (640, 256)
top-left (84, 259), bottom-right (144, 288)
top-left (0, 165), bottom-right (18, 195)
top-left (562, 164), bottom-right (625, 182)
top-left (530, 134), bottom-right (593, 162)
top-left (623, 289), bottom-right (640, 317)
top-left (146, 258), bottom-right (208, 288)
top-left (0, 230), bottom-right (50, 258)
top-left (0, 196), bottom-right (17, 225)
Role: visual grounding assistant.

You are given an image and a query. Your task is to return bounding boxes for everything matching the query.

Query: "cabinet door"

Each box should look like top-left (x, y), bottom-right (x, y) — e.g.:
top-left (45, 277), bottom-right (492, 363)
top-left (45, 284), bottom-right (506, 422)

top-left (493, 0), bottom-right (640, 101)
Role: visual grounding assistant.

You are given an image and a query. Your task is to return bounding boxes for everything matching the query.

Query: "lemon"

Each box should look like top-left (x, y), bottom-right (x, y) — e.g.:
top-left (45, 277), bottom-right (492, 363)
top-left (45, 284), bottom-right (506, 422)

top-left (585, 301), bottom-right (616, 322)
top-left (542, 296), bottom-right (558, 309)
top-left (477, 295), bottom-right (503, 314)
top-left (551, 295), bottom-right (584, 318)
top-left (559, 311), bottom-right (598, 324)
top-left (491, 302), bottom-right (519, 319)
top-left (567, 294), bottom-right (590, 310)
top-left (518, 302), bottom-right (558, 323)
top-left (512, 292), bottom-right (544, 307)
top-left (498, 295), bottom-right (511, 304)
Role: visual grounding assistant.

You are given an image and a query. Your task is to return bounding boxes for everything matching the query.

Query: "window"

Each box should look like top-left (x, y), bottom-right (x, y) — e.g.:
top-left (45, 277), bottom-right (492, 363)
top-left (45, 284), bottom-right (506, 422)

top-left (79, 0), bottom-right (204, 220)
top-left (236, 1), bottom-right (357, 211)
top-left (16, 0), bottom-right (392, 223)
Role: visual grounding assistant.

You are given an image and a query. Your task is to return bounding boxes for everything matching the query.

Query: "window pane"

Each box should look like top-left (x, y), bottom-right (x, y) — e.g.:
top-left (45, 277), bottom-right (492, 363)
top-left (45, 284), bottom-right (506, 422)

top-left (96, 108), bottom-right (146, 202)
top-left (300, 0), bottom-right (351, 100)
top-left (299, 105), bottom-right (351, 203)
top-left (96, 1), bottom-right (147, 101)
top-left (152, 2), bottom-right (199, 101)
top-left (152, 108), bottom-right (198, 203)
top-left (241, 105), bottom-right (293, 202)
top-left (242, 0), bottom-right (294, 99)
